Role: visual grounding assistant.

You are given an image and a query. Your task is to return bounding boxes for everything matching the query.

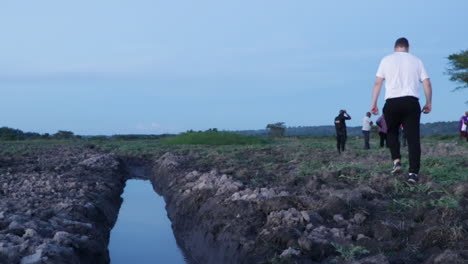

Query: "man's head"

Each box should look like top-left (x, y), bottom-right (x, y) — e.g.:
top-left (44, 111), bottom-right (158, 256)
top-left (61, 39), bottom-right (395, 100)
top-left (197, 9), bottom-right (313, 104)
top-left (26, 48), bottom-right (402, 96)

top-left (394, 37), bottom-right (409, 52)
top-left (465, 111), bottom-right (468, 116)
top-left (339, 110), bottom-right (346, 115)
top-left (366, 112), bottom-right (371, 117)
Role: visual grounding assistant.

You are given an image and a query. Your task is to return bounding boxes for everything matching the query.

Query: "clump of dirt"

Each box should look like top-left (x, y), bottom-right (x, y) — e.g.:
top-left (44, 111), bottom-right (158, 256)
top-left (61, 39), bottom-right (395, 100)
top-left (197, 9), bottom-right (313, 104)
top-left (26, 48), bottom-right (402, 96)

top-left (152, 140), bottom-right (468, 264)
top-left (0, 147), bottom-right (126, 264)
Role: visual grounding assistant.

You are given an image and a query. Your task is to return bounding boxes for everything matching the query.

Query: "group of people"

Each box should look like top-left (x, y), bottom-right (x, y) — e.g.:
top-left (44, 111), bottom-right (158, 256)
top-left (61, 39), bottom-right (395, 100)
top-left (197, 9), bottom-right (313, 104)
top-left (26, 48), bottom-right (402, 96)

top-left (334, 37), bottom-right (433, 184)
top-left (361, 112), bottom-right (390, 149)
top-left (335, 111), bottom-right (409, 151)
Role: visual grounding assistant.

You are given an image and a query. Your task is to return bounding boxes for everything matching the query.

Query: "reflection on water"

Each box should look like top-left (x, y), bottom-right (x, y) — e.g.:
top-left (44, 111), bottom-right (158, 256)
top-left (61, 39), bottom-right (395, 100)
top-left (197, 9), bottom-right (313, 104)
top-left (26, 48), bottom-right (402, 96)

top-left (109, 179), bottom-right (186, 264)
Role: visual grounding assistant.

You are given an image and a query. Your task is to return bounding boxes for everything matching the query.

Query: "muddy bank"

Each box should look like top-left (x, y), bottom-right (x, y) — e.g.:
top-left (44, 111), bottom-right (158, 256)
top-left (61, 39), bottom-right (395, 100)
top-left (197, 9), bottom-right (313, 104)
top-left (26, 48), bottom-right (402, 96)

top-left (153, 152), bottom-right (468, 264)
top-left (0, 147), bottom-right (126, 264)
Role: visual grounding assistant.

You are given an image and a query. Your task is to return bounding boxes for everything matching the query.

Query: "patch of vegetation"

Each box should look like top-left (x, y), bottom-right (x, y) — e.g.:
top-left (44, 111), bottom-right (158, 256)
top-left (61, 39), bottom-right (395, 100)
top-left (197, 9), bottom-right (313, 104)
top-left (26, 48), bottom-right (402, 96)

top-left (161, 130), bottom-right (268, 145)
top-left (326, 162), bottom-right (370, 181)
top-left (0, 139), bottom-right (86, 154)
top-left (298, 160), bottom-right (324, 178)
top-left (421, 157), bottom-right (467, 184)
top-left (428, 195), bottom-right (460, 209)
top-left (392, 198), bottom-right (422, 210)
top-left (393, 181), bottom-right (431, 194)
top-left (95, 139), bottom-right (167, 156)
top-left (0, 127), bottom-right (80, 141)
top-left (391, 194), bottom-right (460, 211)
top-left (446, 225), bottom-right (466, 242)
top-left (331, 243), bottom-right (369, 261)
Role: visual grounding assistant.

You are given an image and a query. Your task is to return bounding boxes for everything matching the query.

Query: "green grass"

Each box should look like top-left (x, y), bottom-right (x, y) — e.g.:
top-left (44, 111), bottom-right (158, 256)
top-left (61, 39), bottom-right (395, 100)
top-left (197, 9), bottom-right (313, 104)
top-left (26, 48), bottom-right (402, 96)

top-left (421, 157), bottom-right (467, 184)
top-left (298, 160), bottom-right (324, 178)
top-left (391, 194), bottom-right (460, 211)
top-left (393, 181), bottom-right (432, 194)
top-left (94, 139), bottom-right (167, 156)
top-left (331, 243), bottom-right (369, 261)
top-left (0, 139), bottom-right (86, 154)
top-left (161, 130), bottom-right (268, 145)
top-left (428, 195), bottom-right (460, 209)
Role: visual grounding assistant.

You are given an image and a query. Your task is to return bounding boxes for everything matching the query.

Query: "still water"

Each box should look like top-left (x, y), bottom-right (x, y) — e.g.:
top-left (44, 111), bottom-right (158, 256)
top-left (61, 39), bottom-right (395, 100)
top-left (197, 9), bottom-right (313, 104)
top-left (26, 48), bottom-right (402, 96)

top-left (109, 179), bottom-right (186, 264)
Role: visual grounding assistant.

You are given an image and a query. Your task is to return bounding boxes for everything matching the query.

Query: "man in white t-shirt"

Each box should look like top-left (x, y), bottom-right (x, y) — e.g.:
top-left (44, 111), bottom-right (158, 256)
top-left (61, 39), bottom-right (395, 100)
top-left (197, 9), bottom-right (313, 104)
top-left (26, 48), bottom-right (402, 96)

top-left (362, 112), bottom-right (373, 149)
top-left (370, 37), bottom-right (432, 183)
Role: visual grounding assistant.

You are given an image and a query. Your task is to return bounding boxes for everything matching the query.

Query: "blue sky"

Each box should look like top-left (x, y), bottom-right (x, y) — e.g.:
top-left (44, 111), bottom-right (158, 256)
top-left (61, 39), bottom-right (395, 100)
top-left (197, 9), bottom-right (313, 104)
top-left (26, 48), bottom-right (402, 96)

top-left (0, 0), bottom-right (467, 135)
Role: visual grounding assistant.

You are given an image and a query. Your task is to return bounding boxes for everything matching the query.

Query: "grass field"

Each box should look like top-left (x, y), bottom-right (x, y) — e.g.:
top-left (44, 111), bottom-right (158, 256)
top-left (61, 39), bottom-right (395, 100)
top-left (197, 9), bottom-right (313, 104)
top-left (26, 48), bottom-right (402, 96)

top-left (2, 134), bottom-right (465, 186)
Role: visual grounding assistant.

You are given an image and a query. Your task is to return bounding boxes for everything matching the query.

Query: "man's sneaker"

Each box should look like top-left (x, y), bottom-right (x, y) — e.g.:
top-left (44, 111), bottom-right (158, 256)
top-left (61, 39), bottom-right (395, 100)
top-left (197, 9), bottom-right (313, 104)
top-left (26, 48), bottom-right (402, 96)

top-left (391, 161), bottom-right (402, 174)
top-left (407, 173), bottom-right (419, 184)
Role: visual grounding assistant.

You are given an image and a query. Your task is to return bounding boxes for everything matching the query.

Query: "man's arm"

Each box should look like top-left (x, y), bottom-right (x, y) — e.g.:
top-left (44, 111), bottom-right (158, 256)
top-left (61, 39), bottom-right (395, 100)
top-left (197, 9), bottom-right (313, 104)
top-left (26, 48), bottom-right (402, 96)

top-left (422, 78), bottom-right (432, 114)
top-left (370, 77), bottom-right (384, 115)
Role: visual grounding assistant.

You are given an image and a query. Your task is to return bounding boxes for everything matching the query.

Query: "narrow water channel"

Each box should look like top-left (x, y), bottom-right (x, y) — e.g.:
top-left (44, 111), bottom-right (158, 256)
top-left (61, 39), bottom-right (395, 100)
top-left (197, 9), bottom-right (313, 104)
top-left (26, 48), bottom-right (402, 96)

top-left (109, 179), bottom-right (187, 264)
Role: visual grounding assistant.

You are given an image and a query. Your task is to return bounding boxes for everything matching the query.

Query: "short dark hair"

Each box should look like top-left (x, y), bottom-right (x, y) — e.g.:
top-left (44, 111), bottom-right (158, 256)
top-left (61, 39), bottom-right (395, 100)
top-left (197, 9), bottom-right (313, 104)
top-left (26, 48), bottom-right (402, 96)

top-left (394, 37), bottom-right (409, 48)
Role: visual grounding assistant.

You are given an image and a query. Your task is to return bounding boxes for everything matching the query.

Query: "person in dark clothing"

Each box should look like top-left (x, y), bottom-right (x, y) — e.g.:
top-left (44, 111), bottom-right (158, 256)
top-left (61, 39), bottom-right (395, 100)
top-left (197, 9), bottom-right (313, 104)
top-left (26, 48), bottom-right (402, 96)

top-left (459, 112), bottom-right (468, 141)
top-left (376, 114), bottom-right (387, 147)
top-left (334, 110), bottom-right (352, 154)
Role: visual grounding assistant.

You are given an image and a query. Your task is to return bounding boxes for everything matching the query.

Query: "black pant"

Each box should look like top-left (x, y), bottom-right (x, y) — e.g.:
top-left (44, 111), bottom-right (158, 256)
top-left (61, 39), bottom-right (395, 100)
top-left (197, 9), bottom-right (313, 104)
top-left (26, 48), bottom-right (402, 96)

top-left (336, 132), bottom-right (347, 153)
top-left (362, 130), bottom-right (370, 149)
top-left (379, 132), bottom-right (387, 147)
top-left (461, 131), bottom-right (468, 142)
top-left (383, 96), bottom-right (421, 174)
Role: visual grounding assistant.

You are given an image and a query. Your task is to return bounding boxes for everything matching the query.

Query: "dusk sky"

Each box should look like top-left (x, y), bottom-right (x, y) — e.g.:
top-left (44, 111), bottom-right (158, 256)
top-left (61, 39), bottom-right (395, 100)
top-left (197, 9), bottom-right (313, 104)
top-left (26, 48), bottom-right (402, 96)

top-left (1, 1), bottom-right (467, 135)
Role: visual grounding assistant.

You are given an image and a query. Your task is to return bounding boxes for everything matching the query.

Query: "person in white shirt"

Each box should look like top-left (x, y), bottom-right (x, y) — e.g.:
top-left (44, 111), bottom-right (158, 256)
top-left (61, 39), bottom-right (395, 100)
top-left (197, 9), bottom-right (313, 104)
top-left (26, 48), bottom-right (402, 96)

top-left (362, 112), bottom-right (373, 149)
top-left (370, 37), bottom-right (432, 183)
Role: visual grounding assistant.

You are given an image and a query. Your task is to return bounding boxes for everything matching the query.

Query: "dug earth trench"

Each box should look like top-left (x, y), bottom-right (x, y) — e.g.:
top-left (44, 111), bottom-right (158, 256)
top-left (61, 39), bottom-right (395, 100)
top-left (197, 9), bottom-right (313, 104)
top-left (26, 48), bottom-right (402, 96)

top-left (0, 147), bottom-right (126, 264)
top-left (153, 152), bottom-right (468, 264)
top-left (1, 142), bottom-right (467, 264)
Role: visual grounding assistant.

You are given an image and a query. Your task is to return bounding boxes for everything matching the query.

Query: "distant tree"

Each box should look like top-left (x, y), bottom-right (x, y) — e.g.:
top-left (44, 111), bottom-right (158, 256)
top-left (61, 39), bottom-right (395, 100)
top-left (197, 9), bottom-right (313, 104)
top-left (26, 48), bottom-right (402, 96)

top-left (447, 49), bottom-right (468, 91)
top-left (24, 132), bottom-right (41, 139)
top-left (53, 130), bottom-right (75, 139)
top-left (266, 122), bottom-right (286, 137)
top-left (41, 133), bottom-right (50, 139)
top-left (0, 127), bottom-right (25, 140)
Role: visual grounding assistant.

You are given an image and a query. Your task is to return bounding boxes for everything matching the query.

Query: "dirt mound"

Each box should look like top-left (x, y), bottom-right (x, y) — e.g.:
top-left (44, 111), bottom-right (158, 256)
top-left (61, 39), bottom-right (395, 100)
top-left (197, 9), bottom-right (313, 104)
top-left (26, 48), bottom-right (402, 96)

top-left (153, 146), bottom-right (468, 264)
top-left (0, 148), bottom-right (126, 264)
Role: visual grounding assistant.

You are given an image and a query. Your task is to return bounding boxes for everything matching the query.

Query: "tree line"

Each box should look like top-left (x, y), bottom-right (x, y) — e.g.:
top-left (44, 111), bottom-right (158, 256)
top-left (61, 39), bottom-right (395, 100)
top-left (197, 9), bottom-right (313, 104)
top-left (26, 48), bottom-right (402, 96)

top-left (240, 121), bottom-right (459, 138)
top-left (0, 127), bottom-right (77, 141)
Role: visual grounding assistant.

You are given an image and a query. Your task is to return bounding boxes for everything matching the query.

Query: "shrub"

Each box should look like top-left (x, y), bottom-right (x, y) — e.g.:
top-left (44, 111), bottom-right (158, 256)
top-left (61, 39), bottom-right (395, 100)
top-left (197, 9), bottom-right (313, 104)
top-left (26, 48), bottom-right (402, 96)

top-left (0, 127), bottom-right (25, 140)
top-left (53, 130), bottom-right (75, 139)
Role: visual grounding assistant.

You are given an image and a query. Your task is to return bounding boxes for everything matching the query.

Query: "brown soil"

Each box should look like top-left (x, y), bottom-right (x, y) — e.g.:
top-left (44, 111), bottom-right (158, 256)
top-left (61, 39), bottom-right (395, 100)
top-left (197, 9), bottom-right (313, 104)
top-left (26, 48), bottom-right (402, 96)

top-left (151, 140), bottom-right (468, 264)
top-left (0, 147), bottom-right (126, 264)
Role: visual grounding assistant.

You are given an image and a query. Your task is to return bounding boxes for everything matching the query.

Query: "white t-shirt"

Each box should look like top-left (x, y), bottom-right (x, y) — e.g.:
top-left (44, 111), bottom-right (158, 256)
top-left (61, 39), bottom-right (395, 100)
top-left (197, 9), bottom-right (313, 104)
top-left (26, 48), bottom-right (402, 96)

top-left (376, 52), bottom-right (429, 100)
top-left (362, 116), bottom-right (372, 131)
